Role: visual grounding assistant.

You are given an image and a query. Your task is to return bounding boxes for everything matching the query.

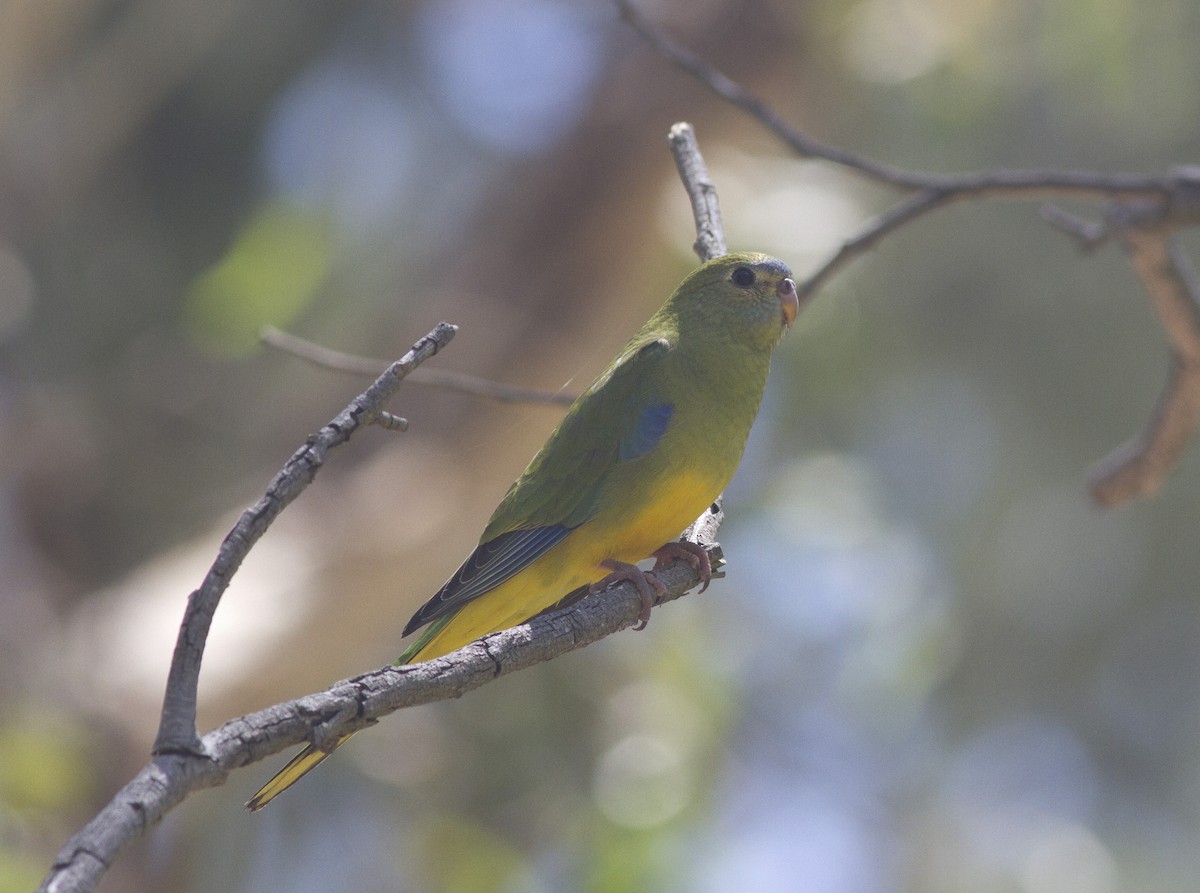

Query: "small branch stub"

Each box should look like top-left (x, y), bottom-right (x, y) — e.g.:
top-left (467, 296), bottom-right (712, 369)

top-left (668, 122), bottom-right (727, 261)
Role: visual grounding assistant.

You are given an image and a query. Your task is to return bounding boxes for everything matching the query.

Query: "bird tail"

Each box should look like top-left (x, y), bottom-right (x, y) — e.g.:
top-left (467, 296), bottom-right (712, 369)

top-left (246, 617), bottom-right (456, 811)
top-left (245, 730), bottom-right (357, 812)
top-left (244, 604), bottom-right (500, 812)
top-left (395, 615), bottom-right (453, 664)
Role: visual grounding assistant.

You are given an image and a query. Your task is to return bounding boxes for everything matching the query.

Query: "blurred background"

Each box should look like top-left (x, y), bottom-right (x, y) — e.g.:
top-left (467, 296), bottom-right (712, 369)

top-left (4, 0), bottom-right (1200, 890)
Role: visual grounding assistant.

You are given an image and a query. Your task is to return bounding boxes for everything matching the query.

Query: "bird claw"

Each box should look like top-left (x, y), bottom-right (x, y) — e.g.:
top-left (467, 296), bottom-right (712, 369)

top-left (590, 542), bottom-right (714, 630)
top-left (591, 559), bottom-right (667, 629)
top-left (651, 541), bottom-right (713, 593)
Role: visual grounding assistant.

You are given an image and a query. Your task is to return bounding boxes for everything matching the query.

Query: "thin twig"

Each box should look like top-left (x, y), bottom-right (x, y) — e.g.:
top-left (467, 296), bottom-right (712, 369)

top-left (1090, 235), bottom-right (1200, 504)
top-left (666, 122), bottom-right (731, 535)
top-left (616, 0), bottom-right (925, 188)
top-left (798, 188), bottom-right (947, 301)
top-left (668, 122), bottom-right (727, 261)
top-left (618, 1), bottom-right (1175, 199)
top-left (261, 326), bottom-right (576, 406)
top-left (152, 323), bottom-right (456, 758)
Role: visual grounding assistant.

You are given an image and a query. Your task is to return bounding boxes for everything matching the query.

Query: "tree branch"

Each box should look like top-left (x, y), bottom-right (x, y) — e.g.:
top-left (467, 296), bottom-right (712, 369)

top-left (618, 0), bottom-right (1200, 504)
top-left (1090, 231), bottom-right (1200, 504)
top-left (615, 0), bottom-right (923, 188)
top-left (44, 323), bottom-right (458, 892)
top-left (40, 554), bottom-right (714, 893)
top-left (151, 322), bottom-right (457, 759)
top-left (617, 0), bottom-right (1174, 198)
top-left (666, 121), bottom-right (732, 529)
top-left (668, 122), bottom-right (727, 261)
top-left (40, 125), bottom-right (734, 893)
top-left (260, 325), bottom-right (577, 406)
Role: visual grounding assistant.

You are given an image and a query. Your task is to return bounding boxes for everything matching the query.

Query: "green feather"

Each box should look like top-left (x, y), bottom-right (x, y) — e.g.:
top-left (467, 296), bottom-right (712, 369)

top-left (479, 252), bottom-right (793, 541)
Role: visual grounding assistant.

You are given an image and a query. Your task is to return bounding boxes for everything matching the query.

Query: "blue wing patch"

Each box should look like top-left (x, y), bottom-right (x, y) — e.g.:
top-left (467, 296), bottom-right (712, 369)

top-left (619, 402), bottom-right (674, 462)
top-left (403, 524), bottom-right (573, 634)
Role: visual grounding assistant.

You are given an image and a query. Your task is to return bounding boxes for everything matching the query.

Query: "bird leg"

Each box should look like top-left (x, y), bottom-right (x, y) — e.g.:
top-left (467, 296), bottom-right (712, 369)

top-left (651, 540), bottom-right (713, 593)
top-left (592, 559), bottom-right (667, 630)
top-left (591, 541), bottom-right (713, 631)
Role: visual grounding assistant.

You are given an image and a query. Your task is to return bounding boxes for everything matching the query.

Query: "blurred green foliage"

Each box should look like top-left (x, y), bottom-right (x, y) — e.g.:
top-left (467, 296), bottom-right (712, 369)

top-left (185, 203), bottom-right (331, 353)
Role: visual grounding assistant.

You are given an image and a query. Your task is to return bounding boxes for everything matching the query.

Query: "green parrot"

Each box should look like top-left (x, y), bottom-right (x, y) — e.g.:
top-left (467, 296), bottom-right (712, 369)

top-left (248, 251), bottom-right (800, 810)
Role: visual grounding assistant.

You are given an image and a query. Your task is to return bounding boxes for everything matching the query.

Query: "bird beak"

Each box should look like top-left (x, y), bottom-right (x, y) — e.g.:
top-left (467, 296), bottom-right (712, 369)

top-left (778, 278), bottom-right (799, 329)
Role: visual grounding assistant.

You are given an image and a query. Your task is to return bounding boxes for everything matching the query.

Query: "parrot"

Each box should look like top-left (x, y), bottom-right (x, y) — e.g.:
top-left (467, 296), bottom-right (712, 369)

top-left (247, 251), bottom-right (800, 811)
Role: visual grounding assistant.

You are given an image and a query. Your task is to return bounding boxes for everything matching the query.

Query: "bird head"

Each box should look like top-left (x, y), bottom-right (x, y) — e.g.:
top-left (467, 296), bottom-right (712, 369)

top-left (669, 252), bottom-right (802, 351)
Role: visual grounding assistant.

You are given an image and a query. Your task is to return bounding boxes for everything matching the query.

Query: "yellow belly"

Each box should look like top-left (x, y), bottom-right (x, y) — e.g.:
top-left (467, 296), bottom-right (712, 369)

top-left (410, 469), bottom-right (722, 661)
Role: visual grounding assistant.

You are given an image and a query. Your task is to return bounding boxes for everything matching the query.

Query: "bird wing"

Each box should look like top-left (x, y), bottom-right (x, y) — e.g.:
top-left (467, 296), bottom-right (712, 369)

top-left (402, 336), bottom-right (674, 635)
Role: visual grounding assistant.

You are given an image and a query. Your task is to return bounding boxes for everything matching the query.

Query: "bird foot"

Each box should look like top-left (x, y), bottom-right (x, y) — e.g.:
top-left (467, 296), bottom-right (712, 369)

top-left (591, 559), bottom-right (667, 630)
top-left (651, 541), bottom-right (713, 593)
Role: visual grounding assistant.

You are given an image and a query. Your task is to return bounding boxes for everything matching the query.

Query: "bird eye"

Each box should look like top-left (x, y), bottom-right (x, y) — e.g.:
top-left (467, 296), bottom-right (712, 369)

top-left (731, 266), bottom-right (756, 287)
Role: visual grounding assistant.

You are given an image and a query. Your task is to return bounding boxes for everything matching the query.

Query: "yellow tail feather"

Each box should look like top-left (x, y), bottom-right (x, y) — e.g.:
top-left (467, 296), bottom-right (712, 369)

top-left (247, 618), bottom-right (455, 812)
top-left (245, 730), bottom-right (357, 812)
